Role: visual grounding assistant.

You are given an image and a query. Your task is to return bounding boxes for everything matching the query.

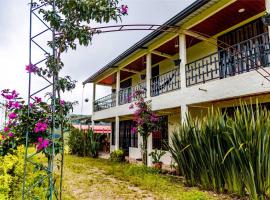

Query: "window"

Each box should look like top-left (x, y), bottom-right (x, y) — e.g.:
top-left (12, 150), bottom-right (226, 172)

top-left (152, 116), bottom-right (168, 150)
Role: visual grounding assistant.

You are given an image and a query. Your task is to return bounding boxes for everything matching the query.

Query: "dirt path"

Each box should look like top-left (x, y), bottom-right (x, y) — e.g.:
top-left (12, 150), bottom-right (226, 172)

top-left (62, 161), bottom-right (158, 200)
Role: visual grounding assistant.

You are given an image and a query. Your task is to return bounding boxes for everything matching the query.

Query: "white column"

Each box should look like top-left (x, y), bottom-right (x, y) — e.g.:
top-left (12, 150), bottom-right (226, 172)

top-left (115, 116), bottom-right (120, 150)
top-left (181, 104), bottom-right (188, 124)
top-left (146, 53), bottom-right (152, 99)
top-left (116, 70), bottom-right (120, 106)
top-left (147, 133), bottom-right (153, 167)
top-left (179, 34), bottom-right (187, 90)
top-left (91, 83), bottom-right (96, 127)
top-left (266, 0), bottom-right (270, 38)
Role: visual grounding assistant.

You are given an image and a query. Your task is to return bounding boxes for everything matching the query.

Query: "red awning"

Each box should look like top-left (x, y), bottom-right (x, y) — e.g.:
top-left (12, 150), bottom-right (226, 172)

top-left (73, 124), bottom-right (111, 134)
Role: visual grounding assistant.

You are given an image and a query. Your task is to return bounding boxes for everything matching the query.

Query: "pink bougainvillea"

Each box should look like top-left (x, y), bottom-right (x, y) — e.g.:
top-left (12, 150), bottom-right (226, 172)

top-left (25, 64), bottom-right (38, 73)
top-left (34, 122), bottom-right (48, 133)
top-left (120, 5), bottom-right (128, 15)
top-left (36, 137), bottom-right (50, 151)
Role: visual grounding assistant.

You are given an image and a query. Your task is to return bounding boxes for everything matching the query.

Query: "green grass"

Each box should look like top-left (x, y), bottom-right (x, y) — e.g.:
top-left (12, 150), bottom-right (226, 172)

top-left (62, 154), bottom-right (231, 200)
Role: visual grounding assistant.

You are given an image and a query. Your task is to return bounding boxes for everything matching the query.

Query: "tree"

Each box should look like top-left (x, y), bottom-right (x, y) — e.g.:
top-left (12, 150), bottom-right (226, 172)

top-left (129, 90), bottom-right (159, 165)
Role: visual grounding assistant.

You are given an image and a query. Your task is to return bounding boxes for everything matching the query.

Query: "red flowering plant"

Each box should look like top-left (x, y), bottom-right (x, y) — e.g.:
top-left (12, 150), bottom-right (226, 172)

top-left (129, 90), bottom-right (159, 165)
top-left (0, 89), bottom-right (75, 157)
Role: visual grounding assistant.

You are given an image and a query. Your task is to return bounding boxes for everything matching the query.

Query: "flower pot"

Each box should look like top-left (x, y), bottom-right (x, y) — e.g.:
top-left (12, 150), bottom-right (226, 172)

top-left (262, 14), bottom-right (270, 26)
top-left (153, 162), bottom-right (163, 170)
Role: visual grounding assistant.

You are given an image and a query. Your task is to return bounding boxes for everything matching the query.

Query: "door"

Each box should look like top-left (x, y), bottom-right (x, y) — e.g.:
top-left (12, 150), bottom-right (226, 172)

top-left (218, 18), bottom-right (268, 78)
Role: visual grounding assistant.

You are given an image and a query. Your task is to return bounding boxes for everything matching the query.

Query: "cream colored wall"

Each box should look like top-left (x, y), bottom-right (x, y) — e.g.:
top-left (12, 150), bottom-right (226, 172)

top-left (168, 112), bottom-right (180, 140)
top-left (188, 106), bottom-right (209, 120)
top-left (187, 40), bottom-right (217, 63)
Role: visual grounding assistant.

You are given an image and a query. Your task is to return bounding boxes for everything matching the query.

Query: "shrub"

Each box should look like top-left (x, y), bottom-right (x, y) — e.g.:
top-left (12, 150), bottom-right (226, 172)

top-left (168, 104), bottom-right (270, 199)
top-left (0, 146), bottom-right (47, 199)
top-left (67, 128), bottom-right (102, 158)
top-left (110, 149), bottom-right (125, 162)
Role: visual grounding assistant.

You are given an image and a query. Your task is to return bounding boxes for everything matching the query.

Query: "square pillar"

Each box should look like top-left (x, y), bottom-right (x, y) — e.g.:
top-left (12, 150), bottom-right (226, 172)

top-left (116, 70), bottom-right (120, 106)
top-left (179, 34), bottom-right (187, 90)
top-left (146, 53), bottom-right (152, 99)
top-left (181, 104), bottom-right (188, 124)
top-left (266, 0), bottom-right (270, 39)
top-left (115, 116), bottom-right (120, 150)
top-left (147, 133), bottom-right (153, 167)
top-left (91, 83), bottom-right (96, 125)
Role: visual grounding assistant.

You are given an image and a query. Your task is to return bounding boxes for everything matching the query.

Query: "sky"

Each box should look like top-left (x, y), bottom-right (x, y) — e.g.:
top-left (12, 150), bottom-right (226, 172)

top-left (0, 0), bottom-right (196, 122)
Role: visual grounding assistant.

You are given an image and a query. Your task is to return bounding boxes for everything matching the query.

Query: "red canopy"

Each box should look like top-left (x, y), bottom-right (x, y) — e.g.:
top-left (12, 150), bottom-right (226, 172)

top-left (73, 124), bottom-right (111, 134)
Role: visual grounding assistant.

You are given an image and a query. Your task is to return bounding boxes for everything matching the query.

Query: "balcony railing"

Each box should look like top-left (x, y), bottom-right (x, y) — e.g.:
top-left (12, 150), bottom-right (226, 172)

top-left (186, 32), bottom-right (270, 87)
top-left (94, 93), bottom-right (116, 112)
top-left (151, 68), bottom-right (181, 97)
top-left (119, 82), bottom-right (146, 105)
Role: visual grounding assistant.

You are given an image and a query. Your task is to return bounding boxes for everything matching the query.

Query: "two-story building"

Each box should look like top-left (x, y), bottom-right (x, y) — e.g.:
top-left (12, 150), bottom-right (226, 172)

top-left (83, 0), bottom-right (270, 166)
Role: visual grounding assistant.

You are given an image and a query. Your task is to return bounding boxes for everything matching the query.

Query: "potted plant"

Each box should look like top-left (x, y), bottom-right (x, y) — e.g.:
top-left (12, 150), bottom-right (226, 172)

top-left (149, 149), bottom-right (166, 170)
top-left (262, 13), bottom-right (270, 26)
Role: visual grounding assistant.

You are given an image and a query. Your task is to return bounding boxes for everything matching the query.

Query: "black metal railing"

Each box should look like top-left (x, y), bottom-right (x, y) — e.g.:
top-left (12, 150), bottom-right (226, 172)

top-left (94, 93), bottom-right (116, 111)
top-left (151, 68), bottom-right (181, 97)
top-left (119, 82), bottom-right (146, 105)
top-left (186, 32), bottom-right (270, 86)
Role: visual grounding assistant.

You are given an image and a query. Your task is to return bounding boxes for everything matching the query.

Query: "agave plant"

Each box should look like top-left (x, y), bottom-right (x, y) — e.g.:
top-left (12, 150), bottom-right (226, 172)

top-left (168, 104), bottom-right (270, 199)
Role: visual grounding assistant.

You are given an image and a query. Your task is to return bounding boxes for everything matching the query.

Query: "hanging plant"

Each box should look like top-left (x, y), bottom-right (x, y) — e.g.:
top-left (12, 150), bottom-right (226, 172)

top-left (262, 13), bottom-right (270, 26)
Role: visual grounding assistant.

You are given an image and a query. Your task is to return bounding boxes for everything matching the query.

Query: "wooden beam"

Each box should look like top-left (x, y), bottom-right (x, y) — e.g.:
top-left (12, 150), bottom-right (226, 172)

top-left (152, 50), bottom-right (173, 59)
top-left (121, 68), bottom-right (141, 74)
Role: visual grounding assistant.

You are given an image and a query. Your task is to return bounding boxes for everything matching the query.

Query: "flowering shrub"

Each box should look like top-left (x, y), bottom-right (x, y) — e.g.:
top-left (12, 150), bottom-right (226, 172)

top-left (129, 90), bottom-right (159, 165)
top-left (0, 89), bottom-right (74, 157)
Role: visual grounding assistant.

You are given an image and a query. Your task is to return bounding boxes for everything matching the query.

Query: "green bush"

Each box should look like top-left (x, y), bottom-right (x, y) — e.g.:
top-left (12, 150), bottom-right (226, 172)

top-left (168, 104), bottom-right (270, 199)
top-left (110, 149), bottom-right (125, 162)
top-left (67, 128), bottom-right (102, 158)
top-left (0, 146), bottom-right (47, 199)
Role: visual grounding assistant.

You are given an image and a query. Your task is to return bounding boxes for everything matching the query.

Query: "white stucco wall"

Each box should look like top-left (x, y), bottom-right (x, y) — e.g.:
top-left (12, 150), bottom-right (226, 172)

top-left (93, 68), bottom-right (270, 121)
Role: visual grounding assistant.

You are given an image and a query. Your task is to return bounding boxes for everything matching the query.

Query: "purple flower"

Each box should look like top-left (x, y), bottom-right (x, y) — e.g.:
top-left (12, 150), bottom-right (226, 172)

top-left (34, 96), bottom-right (42, 103)
top-left (8, 112), bottom-right (17, 119)
top-left (13, 101), bottom-right (21, 109)
top-left (131, 127), bottom-right (137, 134)
top-left (8, 132), bottom-right (14, 137)
top-left (4, 127), bottom-right (9, 132)
top-left (120, 5), bottom-right (128, 15)
top-left (60, 100), bottom-right (65, 106)
top-left (150, 116), bottom-right (159, 122)
top-left (36, 137), bottom-right (50, 151)
top-left (25, 64), bottom-right (38, 73)
top-left (34, 122), bottom-right (48, 133)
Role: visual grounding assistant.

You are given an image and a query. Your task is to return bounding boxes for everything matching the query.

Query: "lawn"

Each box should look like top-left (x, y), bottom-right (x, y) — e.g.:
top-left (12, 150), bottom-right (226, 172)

top-left (61, 155), bottom-right (232, 200)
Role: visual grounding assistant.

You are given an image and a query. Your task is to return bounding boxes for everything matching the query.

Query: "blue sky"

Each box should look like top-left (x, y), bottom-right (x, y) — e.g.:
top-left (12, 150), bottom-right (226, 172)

top-left (0, 0), bottom-right (195, 119)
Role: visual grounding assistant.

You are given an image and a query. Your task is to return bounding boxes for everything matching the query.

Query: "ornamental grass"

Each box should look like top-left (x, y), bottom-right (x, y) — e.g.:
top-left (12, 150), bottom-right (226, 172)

top-left (168, 104), bottom-right (270, 199)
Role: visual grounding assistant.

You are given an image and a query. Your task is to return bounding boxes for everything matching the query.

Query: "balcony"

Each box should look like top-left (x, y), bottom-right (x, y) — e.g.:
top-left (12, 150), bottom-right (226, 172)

top-left (119, 82), bottom-right (146, 105)
top-left (94, 93), bottom-right (116, 112)
top-left (151, 68), bottom-right (181, 97)
top-left (186, 32), bottom-right (270, 87)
